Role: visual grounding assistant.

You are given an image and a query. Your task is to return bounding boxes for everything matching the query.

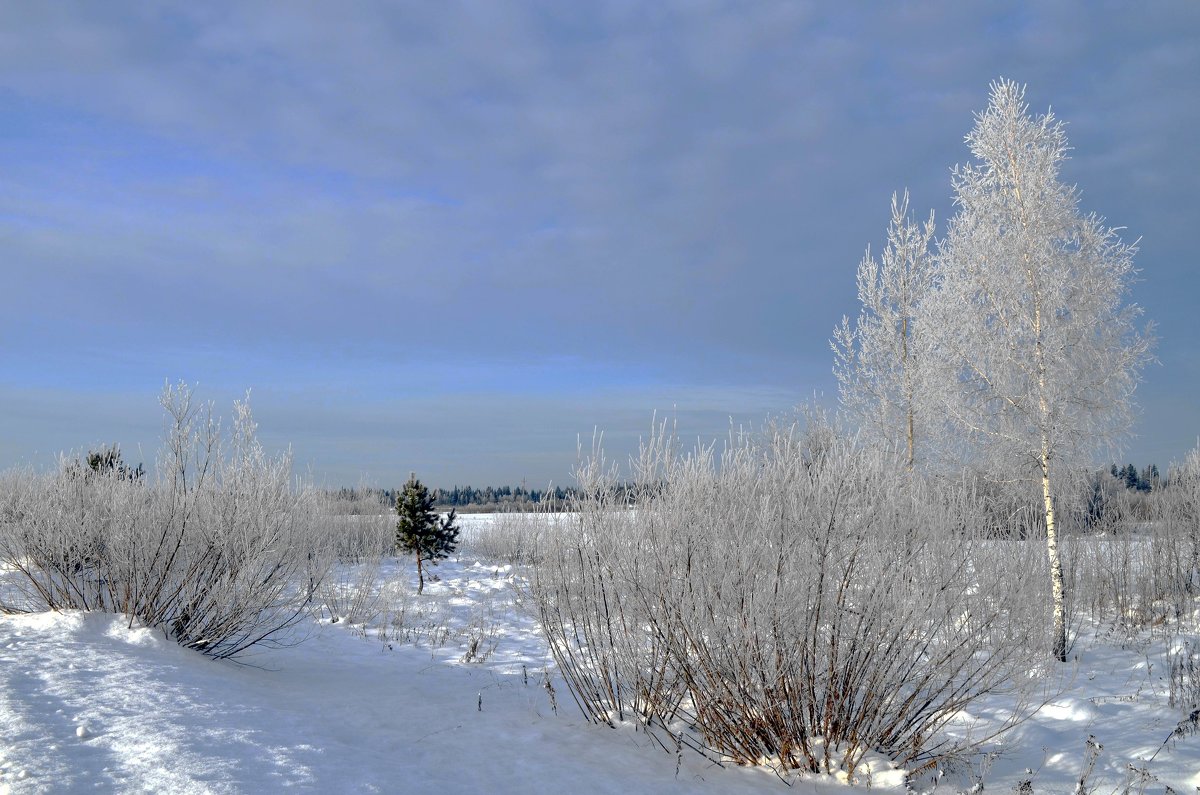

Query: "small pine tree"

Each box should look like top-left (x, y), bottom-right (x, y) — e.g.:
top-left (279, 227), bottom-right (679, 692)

top-left (395, 473), bottom-right (459, 594)
top-left (82, 444), bottom-right (145, 481)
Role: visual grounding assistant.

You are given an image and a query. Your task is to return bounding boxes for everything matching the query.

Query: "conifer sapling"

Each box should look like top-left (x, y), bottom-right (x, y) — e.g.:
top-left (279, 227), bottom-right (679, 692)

top-left (395, 473), bottom-right (459, 594)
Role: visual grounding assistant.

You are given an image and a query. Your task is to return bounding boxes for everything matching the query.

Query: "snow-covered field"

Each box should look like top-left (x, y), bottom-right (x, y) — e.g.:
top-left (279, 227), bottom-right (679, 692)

top-left (1, 515), bottom-right (1198, 794)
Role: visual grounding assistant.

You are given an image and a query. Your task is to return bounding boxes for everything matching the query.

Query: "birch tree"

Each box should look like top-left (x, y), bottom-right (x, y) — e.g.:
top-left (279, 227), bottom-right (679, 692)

top-left (921, 80), bottom-right (1152, 661)
top-left (832, 190), bottom-right (936, 467)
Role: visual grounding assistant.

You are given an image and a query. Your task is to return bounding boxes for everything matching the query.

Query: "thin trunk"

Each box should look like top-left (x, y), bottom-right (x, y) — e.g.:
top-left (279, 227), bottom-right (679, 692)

top-left (902, 315), bottom-right (915, 470)
top-left (416, 549), bottom-right (425, 595)
top-left (1041, 444), bottom-right (1067, 662)
top-left (1018, 155), bottom-right (1065, 660)
top-left (1034, 308), bottom-right (1066, 661)
top-left (905, 410), bottom-right (914, 471)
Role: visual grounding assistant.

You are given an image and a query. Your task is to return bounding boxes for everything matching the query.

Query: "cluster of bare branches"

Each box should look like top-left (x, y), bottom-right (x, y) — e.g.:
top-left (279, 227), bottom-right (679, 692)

top-left (458, 510), bottom-right (547, 565)
top-left (534, 421), bottom-right (1050, 780)
top-left (0, 383), bottom-right (338, 659)
top-left (1062, 444), bottom-right (1200, 634)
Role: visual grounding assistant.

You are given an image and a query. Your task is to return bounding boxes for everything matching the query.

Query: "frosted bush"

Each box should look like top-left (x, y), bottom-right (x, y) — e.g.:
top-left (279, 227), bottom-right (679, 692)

top-left (0, 383), bottom-right (336, 659)
top-left (460, 510), bottom-right (546, 564)
top-left (321, 490), bottom-right (392, 563)
top-left (534, 421), bottom-right (1049, 778)
top-left (1058, 444), bottom-right (1200, 635)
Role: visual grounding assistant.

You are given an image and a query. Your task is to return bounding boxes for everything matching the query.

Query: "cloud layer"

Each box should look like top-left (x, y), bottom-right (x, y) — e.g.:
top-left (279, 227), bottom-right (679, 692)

top-left (1, 2), bottom-right (1196, 484)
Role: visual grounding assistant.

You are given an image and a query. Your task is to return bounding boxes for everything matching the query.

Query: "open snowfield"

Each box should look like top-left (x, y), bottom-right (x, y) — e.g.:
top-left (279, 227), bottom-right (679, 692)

top-left (0, 556), bottom-right (786, 794)
top-left (1, 514), bottom-right (1198, 794)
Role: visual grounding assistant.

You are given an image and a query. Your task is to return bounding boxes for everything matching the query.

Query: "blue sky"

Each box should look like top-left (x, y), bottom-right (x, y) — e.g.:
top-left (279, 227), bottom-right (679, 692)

top-left (1, 2), bottom-right (1197, 488)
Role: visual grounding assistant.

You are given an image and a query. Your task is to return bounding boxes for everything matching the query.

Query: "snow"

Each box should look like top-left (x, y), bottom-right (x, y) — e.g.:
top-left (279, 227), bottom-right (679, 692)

top-left (1, 526), bottom-right (1199, 793)
top-left (0, 555), bottom-right (783, 794)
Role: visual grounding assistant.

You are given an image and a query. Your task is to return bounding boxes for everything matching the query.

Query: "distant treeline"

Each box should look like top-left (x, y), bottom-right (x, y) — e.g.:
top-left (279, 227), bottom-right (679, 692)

top-left (425, 484), bottom-right (580, 509)
top-left (325, 466), bottom-right (1161, 515)
top-left (327, 484), bottom-right (602, 513)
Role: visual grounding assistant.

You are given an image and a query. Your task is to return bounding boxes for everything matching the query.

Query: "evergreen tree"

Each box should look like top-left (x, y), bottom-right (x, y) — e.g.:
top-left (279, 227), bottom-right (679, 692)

top-left (395, 473), bottom-right (459, 594)
top-left (1141, 463), bottom-right (1159, 491)
top-left (81, 444), bottom-right (144, 481)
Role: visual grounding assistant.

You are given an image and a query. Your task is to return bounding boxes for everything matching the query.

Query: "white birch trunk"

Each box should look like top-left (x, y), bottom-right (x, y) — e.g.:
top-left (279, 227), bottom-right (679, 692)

top-left (1041, 446), bottom-right (1067, 661)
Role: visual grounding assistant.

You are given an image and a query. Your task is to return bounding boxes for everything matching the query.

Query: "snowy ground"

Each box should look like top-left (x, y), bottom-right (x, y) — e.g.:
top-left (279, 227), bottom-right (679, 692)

top-left (1, 519), bottom-right (1198, 793)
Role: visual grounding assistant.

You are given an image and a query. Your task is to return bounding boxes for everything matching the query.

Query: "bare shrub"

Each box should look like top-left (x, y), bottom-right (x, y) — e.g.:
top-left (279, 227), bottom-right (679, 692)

top-left (1168, 640), bottom-right (1199, 711)
top-left (0, 383), bottom-right (336, 659)
top-left (460, 510), bottom-right (547, 565)
top-left (1062, 486), bottom-right (1151, 632)
top-left (1062, 445), bottom-right (1200, 635)
top-left (321, 488), bottom-right (393, 562)
top-left (1155, 447), bottom-right (1200, 609)
top-left (534, 421), bottom-right (1049, 778)
top-left (315, 557), bottom-right (385, 626)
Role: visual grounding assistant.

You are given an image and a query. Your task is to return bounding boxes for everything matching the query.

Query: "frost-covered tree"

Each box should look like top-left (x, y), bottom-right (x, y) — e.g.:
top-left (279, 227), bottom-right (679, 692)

top-left (920, 80), bottom-right (1153, 660)
top-left (395, 473), bottom-right (459, 594)
top-left (833, 191), bottom-right (937, 468)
